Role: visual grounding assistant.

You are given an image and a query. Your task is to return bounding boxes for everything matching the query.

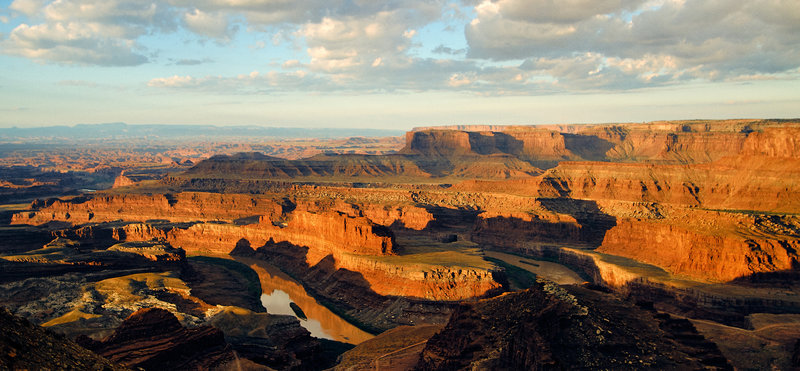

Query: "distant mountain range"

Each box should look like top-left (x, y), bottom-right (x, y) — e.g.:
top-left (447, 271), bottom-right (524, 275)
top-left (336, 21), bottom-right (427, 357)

top-left (0, 123), bottom-right (405, 140)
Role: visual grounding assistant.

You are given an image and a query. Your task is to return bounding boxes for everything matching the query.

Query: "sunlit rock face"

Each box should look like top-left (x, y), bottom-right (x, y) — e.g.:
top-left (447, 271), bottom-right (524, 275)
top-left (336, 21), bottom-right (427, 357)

top-left (12, 192), bottom-right (283, 225)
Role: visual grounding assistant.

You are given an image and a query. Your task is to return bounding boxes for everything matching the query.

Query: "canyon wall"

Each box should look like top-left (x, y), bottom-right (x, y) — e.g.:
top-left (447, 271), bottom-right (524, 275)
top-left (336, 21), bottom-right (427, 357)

top-left (471, 211), bottom-right (583, 248)
top-left (185, 152), bottom-right (431, 179)
top-left (452, 126), bottom-right (800, 213)
top-left (291, 197), bottom-right (434, 230)
top-left (11, 192), bottom-right (283, 225)
top-left (114, 210), bottom-right (395, 259)
top-left (598, 219), bottom-right (800, 282)
top-left (18, 194), bottom-right (501, 302)
top-left (114, 219), bottom-right (499, 301)
top-left (539, 157), bottom-right (800, 212)
top-left (403, 121), bottom-right (800, 168)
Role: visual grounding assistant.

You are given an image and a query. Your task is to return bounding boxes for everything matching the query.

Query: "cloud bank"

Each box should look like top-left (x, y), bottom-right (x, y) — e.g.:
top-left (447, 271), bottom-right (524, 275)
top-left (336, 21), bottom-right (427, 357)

top-left (2, 0), bottom-right (798, 94)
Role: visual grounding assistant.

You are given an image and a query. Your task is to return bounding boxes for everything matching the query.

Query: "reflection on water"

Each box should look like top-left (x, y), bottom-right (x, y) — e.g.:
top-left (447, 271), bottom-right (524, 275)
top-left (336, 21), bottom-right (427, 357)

top-left (260, 290), bottom-right (332, 341)
top-left (237, 257), bottom-right (374, 345)
top-left (260, 289), bottom-right (295, 316)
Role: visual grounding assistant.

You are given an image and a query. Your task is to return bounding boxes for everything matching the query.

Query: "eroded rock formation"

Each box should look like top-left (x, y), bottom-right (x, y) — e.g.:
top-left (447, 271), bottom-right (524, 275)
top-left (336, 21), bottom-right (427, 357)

top-left (0, 307), bottom-right (126, 370)
top-left (76, 307), bottom-right (236, 370)
top-left (598, 218), bottom-right (800, 282)
top-left (418, 281), bottom-right (731, 369)
top-left (12, 192), bottom-right (283, 225)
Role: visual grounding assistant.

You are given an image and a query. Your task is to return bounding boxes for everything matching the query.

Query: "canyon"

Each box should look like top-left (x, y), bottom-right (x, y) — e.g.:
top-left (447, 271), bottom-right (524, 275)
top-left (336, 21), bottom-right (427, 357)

top-left (1, 119), bottom-right (799, 369)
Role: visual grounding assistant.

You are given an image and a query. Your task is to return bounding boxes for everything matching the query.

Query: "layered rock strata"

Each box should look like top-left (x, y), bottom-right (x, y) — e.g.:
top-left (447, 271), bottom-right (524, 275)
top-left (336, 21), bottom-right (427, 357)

top-left (13, 194), bottom-right (501, 302)
top-left (408, 119), bottom-right (799, 167)
top-left (113, 209), bottom-right (395, 259)
top-left (245, 239), bottom-right (469, 333)
top-left (12, 192), bottom-right (283, 225)
top-left (76, 307), bottom-right (236, 370)
top-left (598, 219), bottom-right (800, 282)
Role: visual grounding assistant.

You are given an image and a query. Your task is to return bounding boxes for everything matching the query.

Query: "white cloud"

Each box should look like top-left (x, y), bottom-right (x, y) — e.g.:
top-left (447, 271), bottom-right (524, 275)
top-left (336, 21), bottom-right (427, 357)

top-left (147, 69), bottom-right (330, 93)
top-left (495, 0), bottom-right (645, 23)
top-left (297, 3), bottom-right (442, 77)
top-left (2, 22), bottom-right (148, 66)
top-left (465, 0), bottom-right (800, 89)
top-left (282, 59), bottom-right (300, 68)
top-left (3, 0), bottom-right (797, 94)
top-left (9, 0), bottom-right (47, 17)
top-left (183, 8), bottom-right (233, 40)
top-left (448, 73), bottom-right (472, 87)
top-left (147, 75), bottom-right (197, 88)
top-left (2, 0), bottom-right (174, 65)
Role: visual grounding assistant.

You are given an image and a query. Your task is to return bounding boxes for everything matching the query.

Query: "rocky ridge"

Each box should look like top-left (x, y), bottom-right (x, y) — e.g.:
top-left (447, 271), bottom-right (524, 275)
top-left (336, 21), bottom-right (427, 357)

top-left (76, 307), bottom-right (236, 370)
top-left (418, 281), bottom-right (731, 369)
top-left (0, 306), bottom-right (127, 370)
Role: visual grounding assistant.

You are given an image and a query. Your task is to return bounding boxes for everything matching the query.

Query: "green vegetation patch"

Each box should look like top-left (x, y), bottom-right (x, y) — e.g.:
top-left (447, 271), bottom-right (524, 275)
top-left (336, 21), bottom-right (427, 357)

top-left (485, 257), bottom-right (537, 290)
top-left (188, 256), bottom-right (262, 299)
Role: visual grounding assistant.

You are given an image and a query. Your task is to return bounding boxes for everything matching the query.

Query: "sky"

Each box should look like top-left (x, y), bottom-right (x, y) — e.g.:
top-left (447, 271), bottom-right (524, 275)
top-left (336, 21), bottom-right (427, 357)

top-left (0, 0), bottom-right (798, 129)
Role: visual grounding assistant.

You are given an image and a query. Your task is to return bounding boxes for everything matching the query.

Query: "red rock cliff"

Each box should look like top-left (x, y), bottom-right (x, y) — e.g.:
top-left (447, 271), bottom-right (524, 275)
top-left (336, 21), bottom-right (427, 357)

top-left (114, 209), bottom-right (396, 259)
top-left (598, 218), bottom-right (800, 282)
top-left (12, 192), bottom-right (283, 225)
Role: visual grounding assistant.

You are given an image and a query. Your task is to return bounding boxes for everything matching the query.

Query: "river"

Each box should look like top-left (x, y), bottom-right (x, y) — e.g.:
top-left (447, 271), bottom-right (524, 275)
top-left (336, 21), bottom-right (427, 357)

top-left (235, 257), bottom-right (375, 345)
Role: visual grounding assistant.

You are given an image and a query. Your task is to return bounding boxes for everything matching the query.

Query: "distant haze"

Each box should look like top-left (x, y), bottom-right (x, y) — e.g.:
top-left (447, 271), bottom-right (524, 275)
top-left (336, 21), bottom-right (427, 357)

top-left (0, 123), bottom-right (404, 140)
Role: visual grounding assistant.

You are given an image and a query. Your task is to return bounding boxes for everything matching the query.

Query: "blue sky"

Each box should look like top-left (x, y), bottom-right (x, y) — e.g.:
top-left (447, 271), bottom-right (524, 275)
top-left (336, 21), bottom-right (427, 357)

top-left (0, 0), bottom-right (798, 129)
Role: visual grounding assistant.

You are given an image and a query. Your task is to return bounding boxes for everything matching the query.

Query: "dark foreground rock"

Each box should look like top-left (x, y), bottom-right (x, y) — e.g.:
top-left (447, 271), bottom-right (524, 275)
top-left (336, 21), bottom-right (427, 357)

top-left (417, 280), bottom-right (732, 370)
top-left (76, 307), bottom-right (235, 370)
top-left (0, 306), bottom-right (127, 370)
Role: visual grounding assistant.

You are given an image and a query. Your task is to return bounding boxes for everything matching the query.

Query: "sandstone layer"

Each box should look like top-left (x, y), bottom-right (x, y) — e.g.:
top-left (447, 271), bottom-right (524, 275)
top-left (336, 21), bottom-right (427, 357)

top-left (598, 218), bottom-right (800, 282)
top-left (11, 192), bottom-right (283, 225)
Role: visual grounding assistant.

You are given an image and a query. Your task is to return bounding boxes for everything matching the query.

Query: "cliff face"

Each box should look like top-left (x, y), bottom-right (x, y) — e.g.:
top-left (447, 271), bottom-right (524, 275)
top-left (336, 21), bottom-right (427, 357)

top-left (12, 192), bottom-right (283, 225)
top-left (539, 156), bottom-right (800, 213)
top-left (402, 121), bottom-right (800, 169)
top-left (114, 210), bottom-right (396, 259)
top-left (278, 210), bottom-right (395, 257)
top-left (603, 130), bottom-right (748, 163)
top-left (114, 220), bottom-right (498, 301)
top-left (471, 211), bottom-right (583, 248)
top-left (294, 197), bottom-right (434, 230)
top-left (357, 204), bottom-right (433, 230)
top-left (401, 129), bottom-right (576, 166)
top-left (402, 130), bottom-right (473, 157)
top-left (741, 127), bottom-right (800, 157)
top-left (111, 173), bottom-right (135, 188)
top-left (326, 252), bottom-right (500, 300)
top-left (185, 152), bottom-right (431, 179)
top-left (456, 128), bottom-right (800, 213)
top-left (598, 219), bottom-right (800, 282)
